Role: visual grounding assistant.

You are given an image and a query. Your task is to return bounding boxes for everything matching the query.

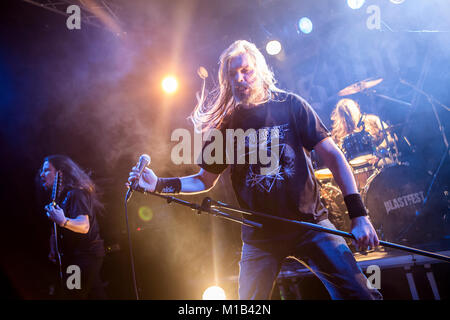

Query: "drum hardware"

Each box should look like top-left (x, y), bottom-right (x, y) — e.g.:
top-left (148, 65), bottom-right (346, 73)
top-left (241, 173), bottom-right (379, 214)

top-left (337, 77), bottom-right (399, 166)
top-left (340, 99), bottom-right (399, 168)
top-left (336, 77), bottom-right (409, 167)
top-left (314, 168), bottom-right (333, 181)
top-left (311, 150), bottom-right (333, 181)
top-left (353, 166), bottom-right (374, 174)
top-left (360, 108), bottom-right (398, 167)
top-left (352, 164), bottom-right (377, 191)
top-left (395, 80), bottom-right (450, 239)
top-left (331, 77), bottom-right (448, 248)
top-left (341, 130), bottom-right (377, 166)
top-left (339, 77), bottom-right (410, 167)
top-left (356, 112), bottom-right (365, 129)
top-left (378, 111), bottom-right (401, 167)
top-left (375, 124), bottom-right (414, 164)
top-left (364, 88), bottom-right (412, 107)
top-left (400, 79), bottom-right (450, 113)
top-left (398, 134), bottom-right (416, 157)
top-left (318, 182), bottom-right (354, 249)
top-left (361, 88), bottom-right (402, 167)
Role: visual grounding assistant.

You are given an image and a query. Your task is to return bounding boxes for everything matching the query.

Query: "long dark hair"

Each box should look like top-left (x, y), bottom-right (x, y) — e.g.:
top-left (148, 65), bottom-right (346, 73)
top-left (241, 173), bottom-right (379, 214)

top-left (39, 154), bottom-right (104, 213)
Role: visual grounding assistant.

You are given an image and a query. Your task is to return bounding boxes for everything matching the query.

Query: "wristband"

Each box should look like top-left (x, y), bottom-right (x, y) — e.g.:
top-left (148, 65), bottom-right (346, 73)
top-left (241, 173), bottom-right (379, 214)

top-left (63, 219), bottom-right (69, 228)
top-left (344, 193), bottom-right (368, 219)
top-left (155, 177), bottom-right (182, 194)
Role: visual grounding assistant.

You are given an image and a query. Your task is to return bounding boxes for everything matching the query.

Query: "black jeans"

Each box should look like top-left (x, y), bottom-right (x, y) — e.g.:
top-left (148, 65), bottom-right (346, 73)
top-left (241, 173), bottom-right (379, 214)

top-left (238, 219), bottom-right (383, 300)
top-left (62, 254), bottom-right (106, 300)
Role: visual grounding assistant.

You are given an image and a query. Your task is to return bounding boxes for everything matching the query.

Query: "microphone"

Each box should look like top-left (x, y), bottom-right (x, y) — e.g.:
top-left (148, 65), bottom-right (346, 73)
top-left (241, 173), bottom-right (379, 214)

top-left (126, 154), bottom-right (151, 202)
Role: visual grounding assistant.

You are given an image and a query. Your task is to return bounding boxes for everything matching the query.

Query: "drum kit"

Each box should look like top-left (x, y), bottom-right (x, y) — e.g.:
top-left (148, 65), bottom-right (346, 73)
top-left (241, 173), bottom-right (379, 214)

top-left (314, 78), bottom-right (447, 248)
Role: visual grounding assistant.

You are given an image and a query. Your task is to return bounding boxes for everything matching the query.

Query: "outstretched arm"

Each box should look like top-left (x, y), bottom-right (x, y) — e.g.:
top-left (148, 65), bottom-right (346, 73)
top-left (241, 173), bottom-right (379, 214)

top-left (128, 166), bottom-right (221, 195)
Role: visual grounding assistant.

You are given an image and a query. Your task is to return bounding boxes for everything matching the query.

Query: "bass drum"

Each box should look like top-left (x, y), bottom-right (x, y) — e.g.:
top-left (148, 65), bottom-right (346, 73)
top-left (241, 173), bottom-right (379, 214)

top-left (362, 165), bottom-right (430, 244)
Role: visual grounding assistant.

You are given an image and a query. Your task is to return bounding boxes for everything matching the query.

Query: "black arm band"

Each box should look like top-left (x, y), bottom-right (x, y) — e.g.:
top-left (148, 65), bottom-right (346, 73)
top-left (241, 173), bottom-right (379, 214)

top-left (155, 177), bottom-right (182, 194)
top-left (344, 193), bottom-right (368, 219)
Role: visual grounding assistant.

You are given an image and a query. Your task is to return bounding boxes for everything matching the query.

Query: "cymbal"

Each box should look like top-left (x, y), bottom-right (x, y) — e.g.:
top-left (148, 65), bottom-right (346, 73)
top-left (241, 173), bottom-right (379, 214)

top-left (338, 78), bottom-right (383, 96)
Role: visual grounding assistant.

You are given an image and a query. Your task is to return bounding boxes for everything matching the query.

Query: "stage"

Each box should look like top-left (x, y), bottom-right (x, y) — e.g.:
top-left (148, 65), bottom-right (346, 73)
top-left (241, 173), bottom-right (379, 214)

top-left (1, 0), bottom-right (449, 300)
top-left (275, 244), bottom-right (450, 300)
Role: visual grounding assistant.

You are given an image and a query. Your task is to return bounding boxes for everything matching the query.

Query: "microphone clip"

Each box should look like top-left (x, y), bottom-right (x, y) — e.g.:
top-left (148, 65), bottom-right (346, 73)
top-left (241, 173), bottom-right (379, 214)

top-left (197, 197), bottom-right (212, 215)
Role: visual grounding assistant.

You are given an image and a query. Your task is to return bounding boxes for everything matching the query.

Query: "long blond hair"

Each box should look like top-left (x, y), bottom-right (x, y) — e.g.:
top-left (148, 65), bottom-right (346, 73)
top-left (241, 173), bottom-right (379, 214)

top-left (330, 98), bottom-right (362, 145)
top-left (189, 40), bottom-right (283, 132)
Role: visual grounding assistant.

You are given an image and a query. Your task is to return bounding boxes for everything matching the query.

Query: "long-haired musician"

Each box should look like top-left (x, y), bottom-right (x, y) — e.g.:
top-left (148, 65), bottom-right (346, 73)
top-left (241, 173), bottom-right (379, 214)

top-left (39, 155), bottom-right (106, 299)
top-left (331, 98), bottom-right (394, 166)
top-left (128, 40), bottom-right (382, 300)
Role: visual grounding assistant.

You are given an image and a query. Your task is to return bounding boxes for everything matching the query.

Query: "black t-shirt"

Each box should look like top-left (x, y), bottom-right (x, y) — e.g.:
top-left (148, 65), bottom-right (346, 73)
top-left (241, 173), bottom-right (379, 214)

top-left (58, 188), bottom-right (105, 258)
top-left (199, 92), bottom-right (331, 245)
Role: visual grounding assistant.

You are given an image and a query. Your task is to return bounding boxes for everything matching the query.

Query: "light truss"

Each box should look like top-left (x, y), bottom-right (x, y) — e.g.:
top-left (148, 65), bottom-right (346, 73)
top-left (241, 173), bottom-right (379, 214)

top-left (21, 0), bottom-right (123, 35)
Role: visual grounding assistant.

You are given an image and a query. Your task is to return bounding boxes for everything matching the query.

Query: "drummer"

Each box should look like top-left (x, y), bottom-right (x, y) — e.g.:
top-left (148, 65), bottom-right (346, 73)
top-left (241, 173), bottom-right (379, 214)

top-left (330, 98), bottom-right (394, 168)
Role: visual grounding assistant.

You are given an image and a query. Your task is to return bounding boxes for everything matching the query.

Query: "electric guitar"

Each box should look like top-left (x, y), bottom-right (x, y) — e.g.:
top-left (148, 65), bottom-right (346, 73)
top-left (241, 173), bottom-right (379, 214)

top-left (49, 171), bottom-right (63, 284)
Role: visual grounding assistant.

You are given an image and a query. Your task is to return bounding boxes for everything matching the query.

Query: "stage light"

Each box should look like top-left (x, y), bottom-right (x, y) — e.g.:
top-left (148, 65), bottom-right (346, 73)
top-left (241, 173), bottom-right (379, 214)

top-left (162, 75), bottom-right (178, 94)
top-left (347, 0), bottom-right (365, 10)
top-left (389, 0), bottom-right (405, 4)
top-left (265, 40), bottom-right (282, 56)
top-left (202, 285), bottom-right (226, 300)
top-left (138, 206), bottom-right (153, 222)
top-left (197, 66), bottom-right (208, 79)
top-left (298, 17), bottom-right (313, 34)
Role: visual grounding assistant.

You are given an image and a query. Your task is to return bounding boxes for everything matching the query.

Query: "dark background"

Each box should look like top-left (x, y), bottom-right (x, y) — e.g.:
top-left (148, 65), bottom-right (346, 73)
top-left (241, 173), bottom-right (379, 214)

top-left (1, 0), bottom-right (449, 299)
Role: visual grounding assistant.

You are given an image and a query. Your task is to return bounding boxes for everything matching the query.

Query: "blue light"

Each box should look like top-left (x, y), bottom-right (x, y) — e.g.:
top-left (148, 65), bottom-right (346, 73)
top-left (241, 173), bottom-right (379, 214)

top-left (298, 17), bottom-right (313, 34)
top-left (347, 0), bottom-right (365, 10)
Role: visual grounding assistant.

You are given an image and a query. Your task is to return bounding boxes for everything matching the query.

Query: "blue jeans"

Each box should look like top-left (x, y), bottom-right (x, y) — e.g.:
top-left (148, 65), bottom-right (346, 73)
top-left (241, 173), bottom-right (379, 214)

top-left (238, 219), bottom-right (382, 300)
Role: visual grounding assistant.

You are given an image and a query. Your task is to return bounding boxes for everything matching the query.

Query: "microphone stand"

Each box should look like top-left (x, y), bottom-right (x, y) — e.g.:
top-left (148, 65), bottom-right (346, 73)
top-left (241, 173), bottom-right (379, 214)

top-left (366, 90), bottom-right (412, 107)
top-left (141, 191), bottom-right (262, 229)
top-left (393, 80), bottom-right (450, 240)
top-left (139, 191), bottom-right (450, 263)
top-left (364, 89), bottom-right (403, 165)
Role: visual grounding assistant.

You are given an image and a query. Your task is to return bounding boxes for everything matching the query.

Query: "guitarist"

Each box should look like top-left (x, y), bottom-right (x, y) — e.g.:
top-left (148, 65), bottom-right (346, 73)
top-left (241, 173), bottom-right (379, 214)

top-left (39, 155), bottom-right (106, 299)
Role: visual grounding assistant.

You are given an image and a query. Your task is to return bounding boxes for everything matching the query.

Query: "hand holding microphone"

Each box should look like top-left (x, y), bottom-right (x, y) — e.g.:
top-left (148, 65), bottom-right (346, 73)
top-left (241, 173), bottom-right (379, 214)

top-left (126, 154), bottom-right (156, 201)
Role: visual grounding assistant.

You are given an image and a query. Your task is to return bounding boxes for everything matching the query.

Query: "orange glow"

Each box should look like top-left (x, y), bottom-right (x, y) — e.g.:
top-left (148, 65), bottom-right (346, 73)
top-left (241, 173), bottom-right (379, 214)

top-left (162, 75), bottom-right (178, 94)
top-left (202, 285), bottom-right (226, 300)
